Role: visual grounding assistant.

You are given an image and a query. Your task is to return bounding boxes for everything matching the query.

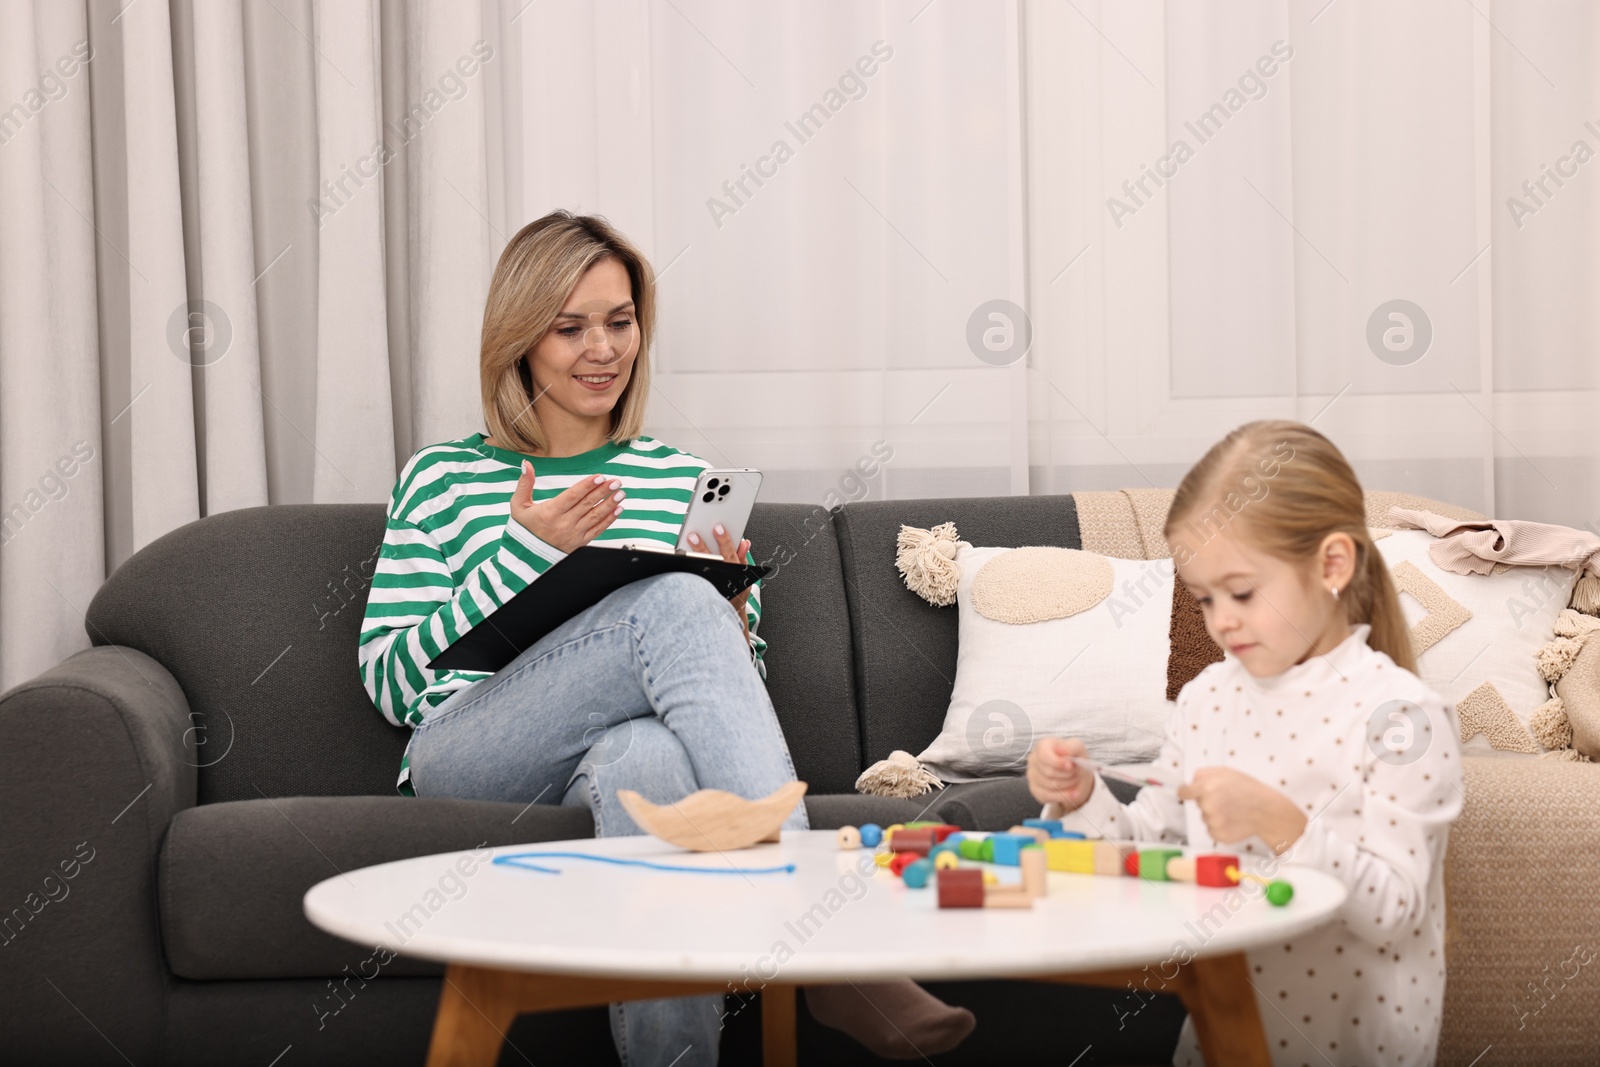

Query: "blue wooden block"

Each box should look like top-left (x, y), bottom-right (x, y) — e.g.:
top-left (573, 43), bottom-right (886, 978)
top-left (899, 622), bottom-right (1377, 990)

top-left (988, 832), bottom-right (1037, 867)
top-left (1022, 818), bottom-right (1063, 834)
top-left (1055, 830), bottom-right (1086, 840)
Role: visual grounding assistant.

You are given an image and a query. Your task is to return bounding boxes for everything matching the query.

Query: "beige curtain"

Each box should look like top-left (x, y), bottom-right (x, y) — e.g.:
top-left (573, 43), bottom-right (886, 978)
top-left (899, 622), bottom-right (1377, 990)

top-left (0, 0), bottom-right (507, 691)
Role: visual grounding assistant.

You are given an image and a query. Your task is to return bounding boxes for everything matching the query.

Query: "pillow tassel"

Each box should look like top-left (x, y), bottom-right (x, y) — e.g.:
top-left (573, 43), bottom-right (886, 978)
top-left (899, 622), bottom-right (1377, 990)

top-left (855, 750), bottom-right (941, 798)
top-left (895, 522), bottom-right (964, 606)
top-left (1573, 572), bottom-right (1600, 617)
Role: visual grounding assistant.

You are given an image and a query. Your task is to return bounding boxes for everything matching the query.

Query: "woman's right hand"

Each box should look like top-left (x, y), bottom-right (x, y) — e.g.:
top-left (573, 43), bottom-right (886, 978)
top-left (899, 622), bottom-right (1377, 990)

top-left (1027, 737), bottom-right (1095, 811)
top-left (510, 460), bottom-right (625, 553)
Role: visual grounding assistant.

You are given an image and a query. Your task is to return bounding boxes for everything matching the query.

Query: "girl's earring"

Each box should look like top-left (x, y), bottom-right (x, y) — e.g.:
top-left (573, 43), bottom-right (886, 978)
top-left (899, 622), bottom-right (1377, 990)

top-left (1329, 585), bottom-right (1341, 601)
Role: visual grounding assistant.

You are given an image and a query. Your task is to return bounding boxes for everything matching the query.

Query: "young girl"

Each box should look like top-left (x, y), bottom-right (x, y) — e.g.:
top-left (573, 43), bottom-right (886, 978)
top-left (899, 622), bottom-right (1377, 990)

top-left (1027, 420), bottom-right (1463, 1067)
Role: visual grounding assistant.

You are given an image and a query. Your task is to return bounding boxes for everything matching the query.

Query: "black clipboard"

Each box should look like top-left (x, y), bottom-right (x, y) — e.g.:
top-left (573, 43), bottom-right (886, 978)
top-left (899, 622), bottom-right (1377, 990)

top-left (426, 544), bottom-right (771, 674)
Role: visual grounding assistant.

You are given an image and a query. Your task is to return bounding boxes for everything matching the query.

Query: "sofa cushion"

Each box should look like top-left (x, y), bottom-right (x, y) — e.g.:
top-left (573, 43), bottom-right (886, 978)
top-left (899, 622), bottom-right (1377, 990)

top-left (159, 792), bottom-right (927, 980)
top-left (159, 795), bottom-right (594, 980)
top-left (87, 504), bottom-right (409, 803)
top-left (744, 504), bottom-right (863, 793)
top-left (834, 496), bottom-right (1082, 766)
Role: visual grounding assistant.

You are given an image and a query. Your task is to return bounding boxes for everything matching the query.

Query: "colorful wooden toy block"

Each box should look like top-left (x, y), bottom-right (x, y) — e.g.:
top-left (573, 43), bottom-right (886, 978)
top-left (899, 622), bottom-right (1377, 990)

top-left (1043, 839), bottom-right (1099, 874)
top-left (988, 833), bottom-right (1038, 867)
top-left (889, 852), bottom-right (919, 875)
top-left (956, 838), bottom-right (986, 862)
top-left (1126, 848), bottom-right (1185, 880)
top-left (1094, 841), bottom-right (1133, 876)
top-left (937, 867), bottom-right (985, 908)
top-left (887, 828), bottom-right (935, 855)
top-left (1197, 854), bottom-right (1238, 887)
top-left (858, 823), bottom-right (883, 848)
top-left (873, 851), bottom-right (893, 868)
top-left (836, 825), bottom-right (861, 850)
top-left (933, 849), bottom-right (960, 870)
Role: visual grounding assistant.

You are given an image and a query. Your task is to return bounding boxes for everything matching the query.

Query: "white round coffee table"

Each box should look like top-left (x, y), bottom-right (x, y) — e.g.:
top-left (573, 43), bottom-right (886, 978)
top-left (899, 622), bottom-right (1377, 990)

top-left (305, 830), bottom-right (1345, 1067)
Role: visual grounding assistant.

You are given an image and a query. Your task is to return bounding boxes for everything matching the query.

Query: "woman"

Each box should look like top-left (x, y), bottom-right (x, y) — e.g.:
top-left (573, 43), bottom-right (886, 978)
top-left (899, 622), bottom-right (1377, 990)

top-left (357, 211), bottom-right (974, 1067)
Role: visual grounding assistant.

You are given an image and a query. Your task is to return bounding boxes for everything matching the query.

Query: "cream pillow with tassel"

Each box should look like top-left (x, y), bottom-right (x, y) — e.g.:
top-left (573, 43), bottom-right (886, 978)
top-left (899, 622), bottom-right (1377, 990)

top-left (857, 522), bottom-right (1173, 796)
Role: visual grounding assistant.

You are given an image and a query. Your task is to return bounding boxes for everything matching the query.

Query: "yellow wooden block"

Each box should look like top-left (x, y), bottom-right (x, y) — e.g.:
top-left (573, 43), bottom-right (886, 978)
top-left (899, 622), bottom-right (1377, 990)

top-left (933, 850), bottom-right (960, 870)
top-left (1043, 838), bottom-right (1098, 874)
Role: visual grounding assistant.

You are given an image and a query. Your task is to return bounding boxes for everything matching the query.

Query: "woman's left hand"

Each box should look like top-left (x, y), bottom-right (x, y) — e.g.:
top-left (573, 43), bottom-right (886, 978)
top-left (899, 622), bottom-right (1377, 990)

top-left (1177, 767), bottom-right (1308, 855)
top-left (685, 524), bottom-right (753, 619)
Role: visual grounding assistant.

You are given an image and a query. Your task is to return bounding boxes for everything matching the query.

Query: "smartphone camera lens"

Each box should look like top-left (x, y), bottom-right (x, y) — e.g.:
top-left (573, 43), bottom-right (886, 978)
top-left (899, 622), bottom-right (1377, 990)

top-left (717, 483), bottom-right (731, 497)
top-left (702, 491), bottom-right (715, 503)
top-left (706, 477), bottom-right (720, 490)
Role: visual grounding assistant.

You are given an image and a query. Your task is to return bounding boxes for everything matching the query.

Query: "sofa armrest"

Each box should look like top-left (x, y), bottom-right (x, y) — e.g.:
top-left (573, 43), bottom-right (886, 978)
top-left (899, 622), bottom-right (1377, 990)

top-left (1440, 755), bottom-right (1600, 1064)
top-left (0, 646), bottom-right (196, 1064)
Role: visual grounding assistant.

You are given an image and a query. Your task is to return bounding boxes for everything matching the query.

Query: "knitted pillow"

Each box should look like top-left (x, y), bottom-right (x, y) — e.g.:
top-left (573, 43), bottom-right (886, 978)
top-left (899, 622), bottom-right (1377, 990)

top-left (1375, 529), bottom-right (1580, 756)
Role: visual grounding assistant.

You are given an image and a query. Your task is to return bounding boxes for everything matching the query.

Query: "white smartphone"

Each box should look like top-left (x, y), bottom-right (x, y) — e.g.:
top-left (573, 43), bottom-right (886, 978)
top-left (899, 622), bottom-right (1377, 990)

top-left (675, 468), bottom-right (763, 556)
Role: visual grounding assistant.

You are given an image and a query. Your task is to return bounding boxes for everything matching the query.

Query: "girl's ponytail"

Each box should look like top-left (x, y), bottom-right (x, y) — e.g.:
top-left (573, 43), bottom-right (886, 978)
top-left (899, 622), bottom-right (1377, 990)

top-left (1347, 532), bottom-right (1416, 673)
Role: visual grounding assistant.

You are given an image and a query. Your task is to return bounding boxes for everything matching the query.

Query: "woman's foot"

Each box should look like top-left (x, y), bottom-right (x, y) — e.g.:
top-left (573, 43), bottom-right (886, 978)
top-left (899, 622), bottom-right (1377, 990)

top-left (803, 979), bottom-right (976, 1060)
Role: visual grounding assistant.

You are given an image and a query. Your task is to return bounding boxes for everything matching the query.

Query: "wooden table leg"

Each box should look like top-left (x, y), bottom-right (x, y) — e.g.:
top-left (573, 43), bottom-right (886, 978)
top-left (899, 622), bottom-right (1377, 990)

top-left (424, 964), bottom-right (772, 1067)
top-left (1174, 953), bottom-right (1272, 1067)
top-left (1030, 951), bottom-right (1271, 1067)
top-left (425, 965), bottom-right (521, 1067)
top-left (761, 984), bottom-right (798, 1067)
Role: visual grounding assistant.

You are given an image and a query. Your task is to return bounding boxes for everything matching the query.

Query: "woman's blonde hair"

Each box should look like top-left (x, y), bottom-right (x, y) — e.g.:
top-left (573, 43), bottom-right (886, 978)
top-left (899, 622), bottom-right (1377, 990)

top-left (1164, 420), bottom-right (1416, 672)
top-left (479, 211), bottom-right (655, 454)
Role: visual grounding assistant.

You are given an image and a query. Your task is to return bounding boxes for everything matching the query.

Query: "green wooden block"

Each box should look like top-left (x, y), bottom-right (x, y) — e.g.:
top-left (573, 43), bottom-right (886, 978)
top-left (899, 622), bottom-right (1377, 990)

top-left (1137, 848), bottom-right (1184, 881)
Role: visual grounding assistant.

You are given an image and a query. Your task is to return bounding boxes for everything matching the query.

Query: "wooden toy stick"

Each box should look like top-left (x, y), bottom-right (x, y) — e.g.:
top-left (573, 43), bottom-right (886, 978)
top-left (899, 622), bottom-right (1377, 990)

top-left (1068, 755), bottom-right (1173, 790)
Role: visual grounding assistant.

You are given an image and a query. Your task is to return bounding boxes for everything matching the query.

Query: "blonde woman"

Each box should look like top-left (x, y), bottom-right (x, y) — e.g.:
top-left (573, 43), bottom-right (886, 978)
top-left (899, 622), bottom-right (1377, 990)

top-left (357, 211), bottom-right (974, 1066)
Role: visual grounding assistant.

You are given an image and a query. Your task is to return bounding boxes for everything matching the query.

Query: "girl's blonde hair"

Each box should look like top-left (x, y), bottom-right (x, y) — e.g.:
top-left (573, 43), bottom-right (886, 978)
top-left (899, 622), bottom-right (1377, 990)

top-left (1164, 420), bottom-right (1416, 672)
top-left (480, 211), bottom-right (655, 454)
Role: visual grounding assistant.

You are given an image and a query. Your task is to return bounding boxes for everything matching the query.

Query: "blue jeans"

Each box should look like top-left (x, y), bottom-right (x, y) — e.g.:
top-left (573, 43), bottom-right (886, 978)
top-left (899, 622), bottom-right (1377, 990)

top-left (407, 571), bottom-right (808, 1067)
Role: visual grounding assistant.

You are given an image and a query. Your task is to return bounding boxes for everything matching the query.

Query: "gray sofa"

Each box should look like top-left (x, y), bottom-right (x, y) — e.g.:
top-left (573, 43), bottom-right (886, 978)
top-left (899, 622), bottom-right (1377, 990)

top-left (0, 496), bottom-right (1176, 1067)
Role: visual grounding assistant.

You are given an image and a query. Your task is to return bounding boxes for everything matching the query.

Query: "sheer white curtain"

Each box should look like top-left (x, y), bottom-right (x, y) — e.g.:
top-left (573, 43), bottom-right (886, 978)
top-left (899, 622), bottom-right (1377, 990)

top-left (505, 0), bottom-right (1030, 503)
top-left (5, 0), bottom-right (1598, 691)
top-left (0, 0), bottom-right (508, 689)
top-left (1025, 0), bottom-right (1600, 531)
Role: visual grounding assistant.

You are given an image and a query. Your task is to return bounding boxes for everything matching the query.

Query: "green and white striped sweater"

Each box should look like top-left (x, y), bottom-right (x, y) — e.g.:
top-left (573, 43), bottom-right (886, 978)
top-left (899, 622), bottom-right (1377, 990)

top-left (358, 432), bottom-right (765, 795)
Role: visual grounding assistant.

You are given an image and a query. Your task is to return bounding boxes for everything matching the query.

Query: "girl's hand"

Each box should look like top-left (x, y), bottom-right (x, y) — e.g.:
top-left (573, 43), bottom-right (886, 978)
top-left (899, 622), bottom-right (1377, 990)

top-left (1176, 767), bottom-right (1308, 855)
top-left (1027, 737), bottom-right (1095, 810)
top-left (685, 523), bottom-right (753, 616)
top-left (510, 461), bottom-right (625, 553)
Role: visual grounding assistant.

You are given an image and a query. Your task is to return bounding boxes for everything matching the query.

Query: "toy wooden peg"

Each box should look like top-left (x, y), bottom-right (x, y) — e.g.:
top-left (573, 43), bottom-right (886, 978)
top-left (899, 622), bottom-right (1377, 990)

top-left (1224, 864), bottom-right (1295, 906)
top-left (983, 886), bottom-right (1033, 908)
top-left (1020, 846), bottom-right (1047, 898)
top-left (616, 781), bottom-right (807, 852)
top-left (836, 825), bottom-right (862, 850)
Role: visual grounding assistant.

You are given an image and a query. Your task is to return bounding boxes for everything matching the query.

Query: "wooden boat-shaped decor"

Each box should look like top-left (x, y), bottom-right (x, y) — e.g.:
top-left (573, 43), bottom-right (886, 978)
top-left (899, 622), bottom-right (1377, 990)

top-left (616, 780), bottom-right (809, 852)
